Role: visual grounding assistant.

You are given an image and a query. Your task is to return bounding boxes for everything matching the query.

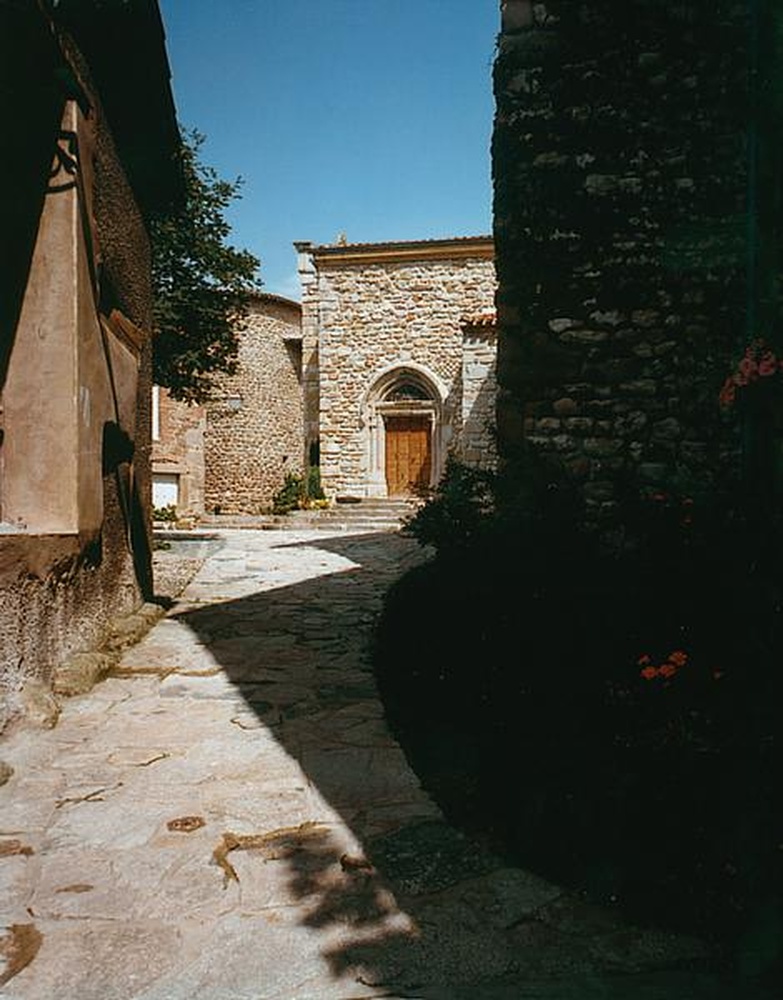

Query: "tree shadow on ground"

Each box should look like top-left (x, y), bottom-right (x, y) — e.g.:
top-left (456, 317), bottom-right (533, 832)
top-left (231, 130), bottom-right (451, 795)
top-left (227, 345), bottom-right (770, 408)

top-left (170, 530), bottom-right (772, 999)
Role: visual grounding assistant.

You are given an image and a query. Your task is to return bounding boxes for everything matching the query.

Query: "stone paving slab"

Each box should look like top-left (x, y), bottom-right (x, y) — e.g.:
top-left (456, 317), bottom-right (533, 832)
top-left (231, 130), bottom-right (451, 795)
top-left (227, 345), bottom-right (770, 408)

top-left (0, 527), bottom-right (769, 999)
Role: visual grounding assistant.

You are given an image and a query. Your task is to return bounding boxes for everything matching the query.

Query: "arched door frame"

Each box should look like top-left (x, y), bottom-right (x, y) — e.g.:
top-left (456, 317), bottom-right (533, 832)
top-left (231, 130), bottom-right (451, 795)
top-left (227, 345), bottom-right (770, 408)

top-left (360, 363), bottom-right (449, 497)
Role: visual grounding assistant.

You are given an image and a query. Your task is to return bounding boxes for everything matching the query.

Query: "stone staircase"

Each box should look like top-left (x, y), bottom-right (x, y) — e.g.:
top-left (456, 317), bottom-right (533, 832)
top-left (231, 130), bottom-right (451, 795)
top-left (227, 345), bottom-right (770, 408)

top-left (194, 498), bottom-right (422, 533)
top-left (284, 497), bottom-right (421, 532)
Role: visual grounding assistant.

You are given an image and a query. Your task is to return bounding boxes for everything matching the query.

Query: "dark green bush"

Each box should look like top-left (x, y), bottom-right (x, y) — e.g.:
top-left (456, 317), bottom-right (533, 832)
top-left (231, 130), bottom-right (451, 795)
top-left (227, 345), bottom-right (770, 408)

top-left (152, 503), bottom-right (178, 523)
top-left (405, 446), bottom-right (588, 561)
top-left (404, 455), bottom-right (495, 553)
top-left (271, 471), bottom-right (305, 514)
top-left (272, 466), bottom-right (327, 514)
top-left (306, 464), bottom-right (325, 501)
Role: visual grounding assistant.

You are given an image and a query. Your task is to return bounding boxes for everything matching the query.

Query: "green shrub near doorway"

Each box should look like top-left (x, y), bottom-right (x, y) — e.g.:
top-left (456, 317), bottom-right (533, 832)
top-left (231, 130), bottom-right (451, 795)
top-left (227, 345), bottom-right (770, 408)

top-left (271, 466), bottom-right (327, 515)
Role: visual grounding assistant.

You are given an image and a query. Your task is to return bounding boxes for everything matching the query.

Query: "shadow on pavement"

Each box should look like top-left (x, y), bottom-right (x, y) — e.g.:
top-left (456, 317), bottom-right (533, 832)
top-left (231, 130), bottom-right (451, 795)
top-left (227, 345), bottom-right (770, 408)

top-left (171, 530), bottom-right (763, 999)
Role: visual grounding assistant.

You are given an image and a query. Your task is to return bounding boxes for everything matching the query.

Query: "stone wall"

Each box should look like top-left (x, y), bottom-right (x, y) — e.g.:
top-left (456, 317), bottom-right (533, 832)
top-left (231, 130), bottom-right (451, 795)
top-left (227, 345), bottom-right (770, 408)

top-left (461, 317), bottom-right (498, 467)
top-left (300, 239), bottom-right (497, 497)
top-left (203, 294), bottom-right (303, 513)
top-left (493, 0), bottom-right (759, 517)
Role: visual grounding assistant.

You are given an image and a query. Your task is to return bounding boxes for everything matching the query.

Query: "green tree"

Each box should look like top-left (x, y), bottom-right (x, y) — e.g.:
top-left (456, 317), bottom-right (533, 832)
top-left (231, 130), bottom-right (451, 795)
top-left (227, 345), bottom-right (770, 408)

top-left (150, 131), bottom-right (260, 402)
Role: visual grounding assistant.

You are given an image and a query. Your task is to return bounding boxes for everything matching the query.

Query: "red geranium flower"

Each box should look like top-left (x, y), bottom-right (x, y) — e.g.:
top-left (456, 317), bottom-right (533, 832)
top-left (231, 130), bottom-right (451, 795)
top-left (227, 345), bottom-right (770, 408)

top-left (739, 354), bottom-right (758, 379)
top-left (719, 379), bottom-right (736, 407)
top-left (640, 666), bottom-right (659, 681)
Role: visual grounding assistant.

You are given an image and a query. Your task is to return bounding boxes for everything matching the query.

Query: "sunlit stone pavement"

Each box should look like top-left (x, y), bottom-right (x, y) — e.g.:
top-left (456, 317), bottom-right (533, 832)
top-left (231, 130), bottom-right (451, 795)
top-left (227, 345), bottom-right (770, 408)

top-left (0, 528), bottom-right (764, 999)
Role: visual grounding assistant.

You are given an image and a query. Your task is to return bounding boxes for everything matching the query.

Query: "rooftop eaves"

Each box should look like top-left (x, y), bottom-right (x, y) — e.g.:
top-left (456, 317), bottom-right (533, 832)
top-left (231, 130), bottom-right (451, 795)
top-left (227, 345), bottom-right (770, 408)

top-left (294, 235), bottom-right (494, 266)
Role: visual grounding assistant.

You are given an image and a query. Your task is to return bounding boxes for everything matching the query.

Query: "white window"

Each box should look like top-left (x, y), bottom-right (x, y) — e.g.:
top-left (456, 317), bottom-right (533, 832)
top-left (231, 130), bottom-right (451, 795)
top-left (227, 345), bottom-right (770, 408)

top-left (152, 473), bottom-right (179, 509)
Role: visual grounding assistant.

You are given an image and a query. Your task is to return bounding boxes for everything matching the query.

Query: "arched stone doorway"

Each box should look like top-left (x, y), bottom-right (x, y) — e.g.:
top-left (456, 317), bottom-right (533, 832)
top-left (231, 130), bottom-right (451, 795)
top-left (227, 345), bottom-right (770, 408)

top-left (361, 364), bottom-right (448, 497)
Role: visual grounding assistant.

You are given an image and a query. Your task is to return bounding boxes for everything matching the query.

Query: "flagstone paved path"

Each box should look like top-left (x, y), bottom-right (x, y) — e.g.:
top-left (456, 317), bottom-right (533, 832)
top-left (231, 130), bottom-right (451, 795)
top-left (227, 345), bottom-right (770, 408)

top-left (0, 528), bottom-right (768, 999)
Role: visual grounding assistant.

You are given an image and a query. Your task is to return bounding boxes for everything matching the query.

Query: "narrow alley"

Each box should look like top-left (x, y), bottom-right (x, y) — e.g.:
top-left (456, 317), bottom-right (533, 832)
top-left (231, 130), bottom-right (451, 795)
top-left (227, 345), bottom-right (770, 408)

top-left (0, 528), bottom-right (756, 999)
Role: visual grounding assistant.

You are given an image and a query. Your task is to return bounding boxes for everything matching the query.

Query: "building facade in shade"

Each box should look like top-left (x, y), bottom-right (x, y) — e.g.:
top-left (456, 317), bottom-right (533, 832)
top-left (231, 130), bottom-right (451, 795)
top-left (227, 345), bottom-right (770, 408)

top-left (493, 0), bottom-right (783, 517)
top-left (296, 236), bottom-right (497, 499)
top-left (0, 0), bottom-right (182, 730)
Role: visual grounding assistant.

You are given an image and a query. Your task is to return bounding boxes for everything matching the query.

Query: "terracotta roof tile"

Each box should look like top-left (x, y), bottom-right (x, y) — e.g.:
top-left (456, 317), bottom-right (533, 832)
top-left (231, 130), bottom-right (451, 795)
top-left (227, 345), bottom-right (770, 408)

top-left (248, 290), bottom-right (301, 310)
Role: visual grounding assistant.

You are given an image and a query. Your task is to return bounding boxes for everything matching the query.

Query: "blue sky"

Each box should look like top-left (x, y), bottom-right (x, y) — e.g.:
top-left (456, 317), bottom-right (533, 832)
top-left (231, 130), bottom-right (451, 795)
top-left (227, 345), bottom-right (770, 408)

top-left (158, 1), bottom-right (499, 299)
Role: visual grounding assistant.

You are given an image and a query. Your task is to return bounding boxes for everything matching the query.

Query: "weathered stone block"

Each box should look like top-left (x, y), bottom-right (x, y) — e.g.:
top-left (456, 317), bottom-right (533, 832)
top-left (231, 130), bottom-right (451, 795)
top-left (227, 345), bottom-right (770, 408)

top-left (548, 318), bottom-right (578, 333)
top-left (553, 397), bottom-right (578, 415)
top-left (619, 380), bottom-right (658, 396)
top-left (589, 310), bottom-right (624, 327)
top-left (52, 653), bottom-right (116, 698)
top-left (534, 418), bottom-right (562, 433)
top-left (19, 681), bottom-right (60, 729)
top-left (584, 438), bottom-right (624, 457)
top-left (563, 418), bottom-right (594, 434)
top-left (559, 329), bottom-right (609, 344)
top-left (651, 417), bottom-right (682, 441)
top-left (585, 174), bottom-right (618, 195)
top-left (104, 605), bottom-right (164, 653)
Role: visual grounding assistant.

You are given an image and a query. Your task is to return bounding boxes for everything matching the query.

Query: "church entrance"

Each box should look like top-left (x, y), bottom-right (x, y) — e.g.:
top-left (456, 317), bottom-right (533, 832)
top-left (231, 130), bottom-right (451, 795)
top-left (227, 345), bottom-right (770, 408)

top-left (384, 414), bottom-right (432, 496)
top-left (361, 364), bottom-right (447, 498)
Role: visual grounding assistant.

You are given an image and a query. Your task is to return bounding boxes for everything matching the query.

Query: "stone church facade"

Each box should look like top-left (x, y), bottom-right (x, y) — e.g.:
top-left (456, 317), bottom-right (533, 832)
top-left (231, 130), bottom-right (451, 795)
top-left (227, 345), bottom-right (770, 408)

top-left (153, 236), bottom-right (497, 513)
top-left (296, 236), bottom-right (497, 499)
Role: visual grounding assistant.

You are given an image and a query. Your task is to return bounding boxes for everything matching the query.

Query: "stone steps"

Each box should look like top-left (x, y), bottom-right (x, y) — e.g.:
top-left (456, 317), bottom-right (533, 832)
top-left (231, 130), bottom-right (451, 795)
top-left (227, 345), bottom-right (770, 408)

top-left (195, 498), bottom-right (423, 533)
top-left (284, 497), bottom-right (421, 531)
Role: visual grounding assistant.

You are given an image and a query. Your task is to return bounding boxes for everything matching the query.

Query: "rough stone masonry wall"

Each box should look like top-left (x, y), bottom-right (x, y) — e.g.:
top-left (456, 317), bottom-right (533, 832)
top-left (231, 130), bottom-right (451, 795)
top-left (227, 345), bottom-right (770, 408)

top-left (493, 0), bottom-right (751, 517)
top-left (204, 297), bottom-right (303, 513)
top-left (316, 256), bottom-right (496, 496)
top-left (462, 325), bottom-right (498, 467)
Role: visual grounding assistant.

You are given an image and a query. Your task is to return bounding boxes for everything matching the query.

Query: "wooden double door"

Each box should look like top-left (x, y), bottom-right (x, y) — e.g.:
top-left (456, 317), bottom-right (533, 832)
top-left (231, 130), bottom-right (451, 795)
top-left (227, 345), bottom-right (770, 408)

top-left (385, 415), bottom-right (431, 496)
